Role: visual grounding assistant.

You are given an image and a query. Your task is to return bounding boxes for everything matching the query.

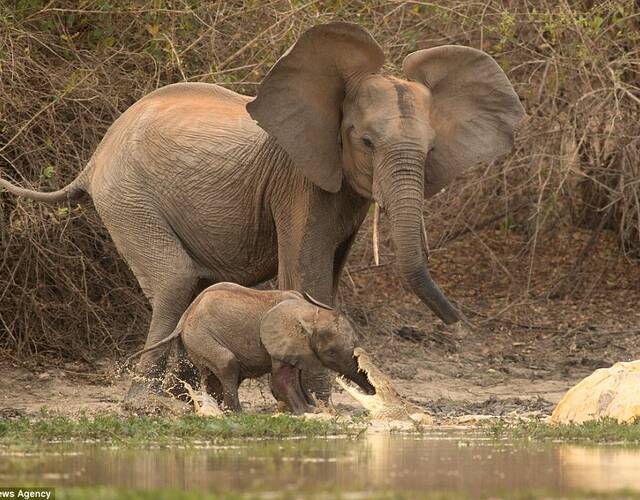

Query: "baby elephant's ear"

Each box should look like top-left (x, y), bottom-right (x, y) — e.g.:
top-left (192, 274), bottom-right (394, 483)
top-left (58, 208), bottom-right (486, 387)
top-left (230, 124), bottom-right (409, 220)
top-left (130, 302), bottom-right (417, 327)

top-left (260, 300), bottom-right (316, 368)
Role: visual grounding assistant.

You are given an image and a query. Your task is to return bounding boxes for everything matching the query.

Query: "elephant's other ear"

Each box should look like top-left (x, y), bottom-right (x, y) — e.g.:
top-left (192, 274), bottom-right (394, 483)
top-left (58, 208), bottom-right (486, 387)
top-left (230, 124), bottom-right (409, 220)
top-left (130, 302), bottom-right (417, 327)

top-left (247, 22), bottom-right (384, 193)
top-left (403, 46), bottom-right (525, 194)
top-left (260, 300), bottom-right (317, 368)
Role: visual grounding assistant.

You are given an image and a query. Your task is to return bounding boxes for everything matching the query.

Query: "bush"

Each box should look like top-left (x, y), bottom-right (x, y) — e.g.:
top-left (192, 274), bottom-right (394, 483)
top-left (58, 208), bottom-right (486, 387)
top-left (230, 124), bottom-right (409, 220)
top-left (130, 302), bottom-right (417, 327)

top-left (1, 1), bottom-right (638, 358)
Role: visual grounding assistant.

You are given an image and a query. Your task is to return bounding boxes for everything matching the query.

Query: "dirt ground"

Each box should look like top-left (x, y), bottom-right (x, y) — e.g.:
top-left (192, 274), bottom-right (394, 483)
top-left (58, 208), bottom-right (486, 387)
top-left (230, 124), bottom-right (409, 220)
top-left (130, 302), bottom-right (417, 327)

top-left (1, 226), bottom-right (638, 419)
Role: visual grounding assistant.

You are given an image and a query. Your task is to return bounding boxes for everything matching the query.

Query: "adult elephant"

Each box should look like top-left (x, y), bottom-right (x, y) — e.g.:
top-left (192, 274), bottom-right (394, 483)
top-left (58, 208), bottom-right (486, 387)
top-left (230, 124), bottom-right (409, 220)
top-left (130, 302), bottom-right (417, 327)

top-left (0, 22), bottom-right (524, 409)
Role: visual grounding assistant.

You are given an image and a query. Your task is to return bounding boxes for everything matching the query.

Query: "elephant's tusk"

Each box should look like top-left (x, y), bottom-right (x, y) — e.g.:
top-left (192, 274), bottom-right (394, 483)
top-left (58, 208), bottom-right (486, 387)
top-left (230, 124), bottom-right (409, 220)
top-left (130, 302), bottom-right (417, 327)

top-left (421, 217), bottom-right (430, 261)
top-left (372, 203), bottom-right (380, 266)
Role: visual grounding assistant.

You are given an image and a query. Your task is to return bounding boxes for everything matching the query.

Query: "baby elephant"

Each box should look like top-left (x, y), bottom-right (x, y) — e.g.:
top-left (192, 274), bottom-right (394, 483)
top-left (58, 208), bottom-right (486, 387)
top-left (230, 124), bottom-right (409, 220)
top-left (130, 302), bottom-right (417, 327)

top-left (130, 282), bottom-right (374, 414)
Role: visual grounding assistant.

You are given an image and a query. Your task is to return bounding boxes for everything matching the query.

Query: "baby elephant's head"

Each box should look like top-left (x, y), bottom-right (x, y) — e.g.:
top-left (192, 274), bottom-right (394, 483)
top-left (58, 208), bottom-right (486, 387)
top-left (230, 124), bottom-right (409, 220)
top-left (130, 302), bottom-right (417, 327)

top-left (260, 294), bottom-right (376, 398)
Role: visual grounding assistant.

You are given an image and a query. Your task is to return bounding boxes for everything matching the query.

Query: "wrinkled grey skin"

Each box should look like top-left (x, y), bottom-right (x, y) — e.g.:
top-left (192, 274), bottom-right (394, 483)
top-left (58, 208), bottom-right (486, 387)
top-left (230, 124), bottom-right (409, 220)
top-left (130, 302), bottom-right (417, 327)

top-left (0, 22), bottom-right (524, 410)
top-left (130, 283), bottom-right (375, 414)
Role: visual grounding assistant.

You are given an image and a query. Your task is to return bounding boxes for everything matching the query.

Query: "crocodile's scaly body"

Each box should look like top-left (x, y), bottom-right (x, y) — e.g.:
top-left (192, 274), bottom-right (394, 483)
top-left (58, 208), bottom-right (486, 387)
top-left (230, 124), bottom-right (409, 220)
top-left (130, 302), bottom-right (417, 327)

top-left (337, 348), bottom-right (432, 423)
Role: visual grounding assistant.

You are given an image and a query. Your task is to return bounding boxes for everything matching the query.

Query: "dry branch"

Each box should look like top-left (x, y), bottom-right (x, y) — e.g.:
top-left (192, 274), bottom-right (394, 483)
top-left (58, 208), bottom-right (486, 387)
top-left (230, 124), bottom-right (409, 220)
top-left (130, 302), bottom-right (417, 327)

top-left (0, 0), bottom-right (638, 359)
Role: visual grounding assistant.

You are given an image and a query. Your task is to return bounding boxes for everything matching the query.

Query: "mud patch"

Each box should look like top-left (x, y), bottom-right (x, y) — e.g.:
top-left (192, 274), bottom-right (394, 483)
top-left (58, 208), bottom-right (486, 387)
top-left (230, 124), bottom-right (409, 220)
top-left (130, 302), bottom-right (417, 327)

top-left (0, 357), bottom-right (563, 420)
top-left (420, 396), bottom-right (555, 417)
top-left (2, 228), bottom-right (638, 420)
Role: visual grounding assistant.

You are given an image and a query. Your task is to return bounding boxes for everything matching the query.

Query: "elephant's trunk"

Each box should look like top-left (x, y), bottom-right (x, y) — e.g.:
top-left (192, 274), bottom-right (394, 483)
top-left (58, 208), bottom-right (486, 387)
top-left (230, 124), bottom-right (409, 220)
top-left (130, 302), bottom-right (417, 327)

top-left (375, 148), bottom-right (462, 325)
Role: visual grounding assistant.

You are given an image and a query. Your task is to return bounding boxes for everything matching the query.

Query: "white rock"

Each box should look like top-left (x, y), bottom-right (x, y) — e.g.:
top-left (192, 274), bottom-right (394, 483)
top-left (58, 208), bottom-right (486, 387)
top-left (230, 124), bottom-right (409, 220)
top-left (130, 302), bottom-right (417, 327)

top-left (551, 360), bottom-right (640, 424)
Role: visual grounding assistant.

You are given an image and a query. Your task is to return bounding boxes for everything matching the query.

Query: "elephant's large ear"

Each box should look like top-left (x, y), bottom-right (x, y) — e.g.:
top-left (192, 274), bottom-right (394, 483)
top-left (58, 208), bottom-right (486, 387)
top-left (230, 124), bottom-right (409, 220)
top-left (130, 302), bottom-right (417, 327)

top-left (247, 22), bottom-right (384, 193)
top-left (260, 300), bottom-right (317, 368)
top-left (403, 46), bottom-right (525, 195)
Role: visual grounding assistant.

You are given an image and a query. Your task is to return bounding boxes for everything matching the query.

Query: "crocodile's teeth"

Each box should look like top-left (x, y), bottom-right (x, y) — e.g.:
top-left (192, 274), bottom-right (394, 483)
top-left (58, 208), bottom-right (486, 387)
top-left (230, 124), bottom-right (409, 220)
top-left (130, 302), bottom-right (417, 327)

top-left (337, 375), bottom-right (374, 401)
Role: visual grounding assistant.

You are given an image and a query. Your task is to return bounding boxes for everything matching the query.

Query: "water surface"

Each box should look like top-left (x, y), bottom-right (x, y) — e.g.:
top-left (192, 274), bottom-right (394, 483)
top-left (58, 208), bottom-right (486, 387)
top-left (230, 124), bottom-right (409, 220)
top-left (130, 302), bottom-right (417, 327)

top-left (2, 430), bottom-right (639, 496)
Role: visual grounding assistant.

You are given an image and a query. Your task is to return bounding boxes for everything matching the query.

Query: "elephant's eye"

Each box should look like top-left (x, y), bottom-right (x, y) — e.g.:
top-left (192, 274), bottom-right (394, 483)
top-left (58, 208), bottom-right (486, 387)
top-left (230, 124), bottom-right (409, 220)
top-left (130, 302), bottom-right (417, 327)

top-left (361, 136), bottom-right (374, 149)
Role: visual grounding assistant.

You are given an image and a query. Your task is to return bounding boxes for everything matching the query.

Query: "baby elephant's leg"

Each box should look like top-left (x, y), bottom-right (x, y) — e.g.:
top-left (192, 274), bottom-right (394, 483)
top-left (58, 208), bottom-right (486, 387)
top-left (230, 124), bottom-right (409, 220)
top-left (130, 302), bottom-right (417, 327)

top-left (188, 348), bottom-right (226, 408)
top-left (204, 373), bottom-right (225, 407)
top-left (192, 344), bottom-right (241, 412)
top-left (270, 360), bottom-right (313, 415)
top-left (195, 368), bottom-right (223, 416)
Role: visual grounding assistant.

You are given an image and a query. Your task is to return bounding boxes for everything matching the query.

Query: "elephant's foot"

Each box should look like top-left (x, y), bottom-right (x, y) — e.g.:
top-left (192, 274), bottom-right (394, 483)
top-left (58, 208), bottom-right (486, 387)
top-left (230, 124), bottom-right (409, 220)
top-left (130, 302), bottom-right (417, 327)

top-left (122, 379), bottom-right (190, 416)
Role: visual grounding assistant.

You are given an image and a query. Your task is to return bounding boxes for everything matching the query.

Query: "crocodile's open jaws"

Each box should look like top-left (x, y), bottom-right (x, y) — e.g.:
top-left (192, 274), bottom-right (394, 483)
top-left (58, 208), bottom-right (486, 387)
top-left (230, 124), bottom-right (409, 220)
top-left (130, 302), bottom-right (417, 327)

top-left (337, 347), bottom-right (433, 425)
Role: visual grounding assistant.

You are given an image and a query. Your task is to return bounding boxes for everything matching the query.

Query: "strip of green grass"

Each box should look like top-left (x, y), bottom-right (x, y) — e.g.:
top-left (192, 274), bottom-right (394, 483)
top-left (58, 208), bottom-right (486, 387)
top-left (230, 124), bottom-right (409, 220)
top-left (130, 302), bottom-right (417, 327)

top-left (488, 418), bottom-right (640, 443)
top-left (0, 412), bottom-right (362, 445)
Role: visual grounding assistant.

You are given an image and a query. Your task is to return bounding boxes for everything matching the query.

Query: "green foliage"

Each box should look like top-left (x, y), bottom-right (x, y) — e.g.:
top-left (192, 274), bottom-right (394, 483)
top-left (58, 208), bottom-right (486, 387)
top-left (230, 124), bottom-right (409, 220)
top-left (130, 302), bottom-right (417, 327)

top-left (488, 418), bottom-right (640, 443)
top-left (0, 412), bottom-right (361, 445)
top-left (493, 9), bottom-right (517, 51)
top-left (41, 165), bottom-right (55, 179)
top-left (499, 215), bottom-right (516, 232)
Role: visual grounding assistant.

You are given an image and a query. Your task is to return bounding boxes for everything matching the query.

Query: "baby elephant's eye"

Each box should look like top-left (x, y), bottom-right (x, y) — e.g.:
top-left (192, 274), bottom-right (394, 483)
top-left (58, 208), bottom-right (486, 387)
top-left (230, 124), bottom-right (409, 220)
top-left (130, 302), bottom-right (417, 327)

top-left (361, 136), bottom-right (374, 149)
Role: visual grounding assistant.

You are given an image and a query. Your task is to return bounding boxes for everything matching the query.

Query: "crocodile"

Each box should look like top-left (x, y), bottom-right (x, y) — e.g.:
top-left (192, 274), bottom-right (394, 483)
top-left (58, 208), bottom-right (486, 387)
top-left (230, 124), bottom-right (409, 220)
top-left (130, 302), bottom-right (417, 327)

top-left (336, 347), bottom-right (433, 424)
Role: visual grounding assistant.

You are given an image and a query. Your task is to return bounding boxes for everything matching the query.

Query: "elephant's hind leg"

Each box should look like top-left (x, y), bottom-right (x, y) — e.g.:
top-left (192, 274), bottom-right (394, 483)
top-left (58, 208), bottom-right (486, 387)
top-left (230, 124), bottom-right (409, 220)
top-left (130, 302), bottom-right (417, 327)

top-left (97, 205), bottom-right (203, 412)
top-left (185, 337), bottom-right (242, 412)
top-left (125, 262), bottom-right (202, 410)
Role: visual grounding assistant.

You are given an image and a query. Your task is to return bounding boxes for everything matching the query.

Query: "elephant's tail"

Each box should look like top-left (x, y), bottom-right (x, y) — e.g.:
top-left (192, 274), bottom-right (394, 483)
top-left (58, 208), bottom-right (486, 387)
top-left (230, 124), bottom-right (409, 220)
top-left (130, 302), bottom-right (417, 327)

top-left (124, 287), bottom-right (211, 369)
top-left (0, 167), bottom-right (89, 204)
top-left (124, 318), bottom-right (186, 368)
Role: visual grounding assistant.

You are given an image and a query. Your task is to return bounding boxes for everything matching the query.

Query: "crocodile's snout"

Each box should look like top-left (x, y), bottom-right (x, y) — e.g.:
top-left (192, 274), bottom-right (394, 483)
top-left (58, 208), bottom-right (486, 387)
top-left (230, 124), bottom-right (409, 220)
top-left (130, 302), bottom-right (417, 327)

top-left (339, 348), bottom-right (433, 424)
top-left (346, 356), bottom-right (376, 396)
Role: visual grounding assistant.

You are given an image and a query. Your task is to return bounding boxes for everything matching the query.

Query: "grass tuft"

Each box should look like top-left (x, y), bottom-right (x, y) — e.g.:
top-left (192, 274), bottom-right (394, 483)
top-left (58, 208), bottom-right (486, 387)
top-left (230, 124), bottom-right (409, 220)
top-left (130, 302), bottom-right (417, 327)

top-left (0, 412), bottom-right (362, 445)
top-left (487, 417), bottom-right (640, 443)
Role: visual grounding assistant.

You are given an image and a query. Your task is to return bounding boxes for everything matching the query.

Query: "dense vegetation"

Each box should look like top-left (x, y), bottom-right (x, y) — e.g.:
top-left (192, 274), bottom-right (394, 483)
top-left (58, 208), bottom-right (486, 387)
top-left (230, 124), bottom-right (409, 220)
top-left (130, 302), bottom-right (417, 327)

top-left (1, 1), bottom-right (638, 358)
top-left (0, 412), bottom-right (359, 444)
top-left (490, 417), bottom-right (640, 443)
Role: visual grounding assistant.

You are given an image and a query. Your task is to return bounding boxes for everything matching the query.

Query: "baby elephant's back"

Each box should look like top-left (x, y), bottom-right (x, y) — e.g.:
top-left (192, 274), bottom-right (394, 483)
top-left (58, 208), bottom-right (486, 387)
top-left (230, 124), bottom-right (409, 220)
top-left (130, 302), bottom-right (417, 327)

top-left (182, 283), bottom-right (299, 372)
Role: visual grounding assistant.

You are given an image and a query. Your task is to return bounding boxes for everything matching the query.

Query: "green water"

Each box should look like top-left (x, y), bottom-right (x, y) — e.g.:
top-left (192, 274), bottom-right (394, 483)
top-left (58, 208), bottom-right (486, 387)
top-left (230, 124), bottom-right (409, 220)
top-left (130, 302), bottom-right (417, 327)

top-left (2, 430), bottom-right (640, 497)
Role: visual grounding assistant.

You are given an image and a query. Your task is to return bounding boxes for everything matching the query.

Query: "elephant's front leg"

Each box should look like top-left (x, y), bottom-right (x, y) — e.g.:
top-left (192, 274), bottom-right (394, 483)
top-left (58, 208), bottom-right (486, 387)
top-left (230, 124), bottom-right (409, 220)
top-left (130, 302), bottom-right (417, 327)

top-left (278, 250), bottom-right (335, 305)
top-left (275, 200), bottom-right (338, 304)
top-left (276, 220), bottom-right (338, 402)
top-left (279, 260), bottom-right (337, 402)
